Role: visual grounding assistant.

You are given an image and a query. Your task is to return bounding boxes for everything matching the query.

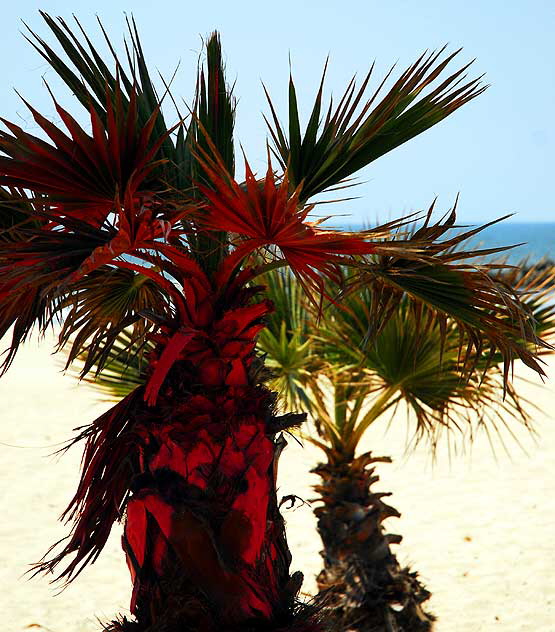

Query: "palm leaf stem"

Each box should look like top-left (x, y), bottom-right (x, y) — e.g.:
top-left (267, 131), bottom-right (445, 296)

top-left (340, 385), bottom-right (400, 457)
top-left (333, 383), bottom-right (348, 435)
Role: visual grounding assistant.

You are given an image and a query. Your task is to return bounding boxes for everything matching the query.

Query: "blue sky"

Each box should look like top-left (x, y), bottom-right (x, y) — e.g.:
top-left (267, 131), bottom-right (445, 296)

top-left (1, 0), bottom-right (553, 225)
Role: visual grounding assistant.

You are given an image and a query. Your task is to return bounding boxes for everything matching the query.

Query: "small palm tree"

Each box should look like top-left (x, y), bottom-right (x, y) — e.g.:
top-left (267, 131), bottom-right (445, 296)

top-left (257, 260), bottom-right (555, 631)
top-left (0, 12), bottom-right (550, 632)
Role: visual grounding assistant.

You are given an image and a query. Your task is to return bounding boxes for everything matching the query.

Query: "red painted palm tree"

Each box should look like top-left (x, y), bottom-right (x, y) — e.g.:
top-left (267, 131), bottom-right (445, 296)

top-left (0, 13), bottom-right (548, 632)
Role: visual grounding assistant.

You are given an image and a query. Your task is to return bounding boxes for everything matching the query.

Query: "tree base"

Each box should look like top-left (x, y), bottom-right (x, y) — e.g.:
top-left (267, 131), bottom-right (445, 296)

top-left (101, 597), bottom-right (329, 632)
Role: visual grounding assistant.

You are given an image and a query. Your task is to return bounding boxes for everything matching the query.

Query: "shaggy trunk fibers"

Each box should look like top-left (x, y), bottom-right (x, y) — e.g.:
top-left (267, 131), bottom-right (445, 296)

top-left (39, 286), bottom-right (326, 632)
top-left (313, 452), bottom-right (435, 631)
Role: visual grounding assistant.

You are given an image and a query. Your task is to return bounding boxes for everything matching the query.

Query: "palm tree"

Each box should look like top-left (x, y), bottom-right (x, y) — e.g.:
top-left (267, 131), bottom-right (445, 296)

top-left (256, 260), bottom-right (555, 631)
top-left (0, 12), bottom-right (549, 632)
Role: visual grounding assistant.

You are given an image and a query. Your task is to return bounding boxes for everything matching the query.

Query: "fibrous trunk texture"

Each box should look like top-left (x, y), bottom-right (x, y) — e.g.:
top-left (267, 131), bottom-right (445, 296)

top-left (313, 452), bottom-right (435, 632)
top-left (117, 371), bottom-right (308, 631)
top-left (41, 275), bottom-right (325, 632)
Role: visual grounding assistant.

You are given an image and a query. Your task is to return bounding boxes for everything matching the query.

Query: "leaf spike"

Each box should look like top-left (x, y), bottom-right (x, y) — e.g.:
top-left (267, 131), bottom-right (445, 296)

top-left (330, 73), bottom-right (358, 130)
top-left (344, 63), bottom-right (394, 136)
top-left (89, 15), bottom-right (131, 85)
top-left (324, 93), bottom-right (334, 127)
top-left (423, 197), bottom-right (438, 228)
top-left (157, 64), bottom-right (187, 123)
top-left (338, 62), bottom-right (376, 135)
top-left (261, 81), bottom-right (288, 154)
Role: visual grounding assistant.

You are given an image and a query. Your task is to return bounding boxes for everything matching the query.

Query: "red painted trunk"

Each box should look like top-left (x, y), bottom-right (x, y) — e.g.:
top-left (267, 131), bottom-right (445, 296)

top-left (43, 270), bottom-right (325, 632)
top-left (122, 373), bottom-right (295, 629)
top-left (117, 293), bottom-right (323, 630)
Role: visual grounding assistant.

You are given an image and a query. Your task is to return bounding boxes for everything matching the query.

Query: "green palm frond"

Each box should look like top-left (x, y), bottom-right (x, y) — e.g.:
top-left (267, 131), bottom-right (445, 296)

top-left (71, 328), bottom-right (153, 400)
top-left (0, 215), bottom-right (112, 373)
top-left (491, 261), bottom-right (555, 346)
top-left (346, 208), bottom-right (550, 380)
top-left (316, 259), bottom-right (555, 456)
top-left (256, 267), bottom-right (323, 414)
top-left (254, 257), bottom-right (555, 459)
top-left (258, 266), bottom-right (309, 338)
top-left (25, 12), bottom-right (175, 155)
top-left (325, 305), bottom-right (515, 454)
top-left (264, 47), bottom-right (486, 203)
top-left (195, 33), bottom-right (236, 176)
top-left (58, 266), bottom-right (172, 378)
top-left (258, 323), bottom-right (314, 413)
top-left (186, 32), bottom-right (236, 274)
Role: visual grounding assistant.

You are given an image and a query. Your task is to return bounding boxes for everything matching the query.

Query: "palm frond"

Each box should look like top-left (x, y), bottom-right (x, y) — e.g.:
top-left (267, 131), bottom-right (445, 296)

top-left (0, 79), bottom-right (172, 226)
top-left (264, 47), bottom-right (486, 202)
top-left (0, 36), bottom-right (197, 375)
top-left (316, 259), bottom-right (555, 455)
top-left (348, 207), bottom-right (552, 381)
top-left (25, 12), bottom-right (177, 158)
top-left (195, 32), bottom-right (236, 176)
top-left (491, 260), bottom-right (555, 346)
top-left (186, 31), bottom-right (236, 275)
top-left (0, 187), bottom-right (40, 239)
top-left (194, 147), bottom-right (383, 304)
top-left (33, 387), bottom-right (144, 583)
top-left (0, 218), bottom-right (108, 373)
top-left (69, 328), bottom-right (153, 400)
top-left (59, 266), bottom-right (171, 378)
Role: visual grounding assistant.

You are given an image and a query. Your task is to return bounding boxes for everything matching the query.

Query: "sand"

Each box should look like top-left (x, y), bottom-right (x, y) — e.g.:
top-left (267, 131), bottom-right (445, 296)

top-left (1, 331), bottom-right (554, 631)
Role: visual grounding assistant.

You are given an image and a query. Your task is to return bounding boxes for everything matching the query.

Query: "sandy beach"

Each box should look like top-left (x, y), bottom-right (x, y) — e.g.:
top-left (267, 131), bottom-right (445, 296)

top-left (1, 331), bottom-right (554, 631)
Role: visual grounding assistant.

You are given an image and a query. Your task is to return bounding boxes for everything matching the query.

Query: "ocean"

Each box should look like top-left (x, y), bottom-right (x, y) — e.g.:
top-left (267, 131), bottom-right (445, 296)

top-left (458, 222), bottom-right (555, 264)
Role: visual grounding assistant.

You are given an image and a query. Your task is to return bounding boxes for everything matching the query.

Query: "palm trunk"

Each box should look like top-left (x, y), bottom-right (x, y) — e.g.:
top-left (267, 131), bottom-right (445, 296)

top-left (110, 290), bottom-right (326, 631)
top-left (313, 452), bottom-right (434, 632)
top-left (117, 365), bottom-right (314, 631)
top-left (42, 282), bottom-right (325, 632)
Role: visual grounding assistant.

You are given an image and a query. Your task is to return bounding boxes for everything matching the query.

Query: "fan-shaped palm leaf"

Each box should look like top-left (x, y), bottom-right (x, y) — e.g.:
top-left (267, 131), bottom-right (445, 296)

top-left (24, 12), bottom-right (176, 157)
top-left (264, 47), bottom-right (486, 203)
top-left (74, 329), bottom-right (153, 400)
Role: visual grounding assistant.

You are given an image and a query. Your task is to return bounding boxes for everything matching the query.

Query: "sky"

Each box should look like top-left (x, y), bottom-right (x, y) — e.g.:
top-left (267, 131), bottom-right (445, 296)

top-left (0, 0), bottom-right (553, 225)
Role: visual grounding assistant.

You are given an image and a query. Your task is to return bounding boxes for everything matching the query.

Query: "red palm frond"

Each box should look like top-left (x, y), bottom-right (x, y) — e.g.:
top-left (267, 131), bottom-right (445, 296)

top-left (58, 265), bottom-right (174, 378)
top-left (63, 191), bottom-right (192, 284)
top-left (0, 282), bottom-right (57, 373)
top-left (0, 204), bottom-right (190, 376)
top-left (33, 388), bottom-right (144, 583)
top-left (0, 186), bottom-right (39, 239)
top-left (197, 149), bottom-right (375, 300)
top-left (0, 218), bottom-right (109, 372)
top-left (0, 81), bottom-right (170, 228)
top-left (0, 78), bottom-right (195, 372)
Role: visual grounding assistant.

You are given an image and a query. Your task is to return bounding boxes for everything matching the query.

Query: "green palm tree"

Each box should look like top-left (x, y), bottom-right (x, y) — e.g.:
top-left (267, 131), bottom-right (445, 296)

top-left (256, 260), bottom-right (555, 631)
top-left (0, 12), bottom-right (550, 632)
